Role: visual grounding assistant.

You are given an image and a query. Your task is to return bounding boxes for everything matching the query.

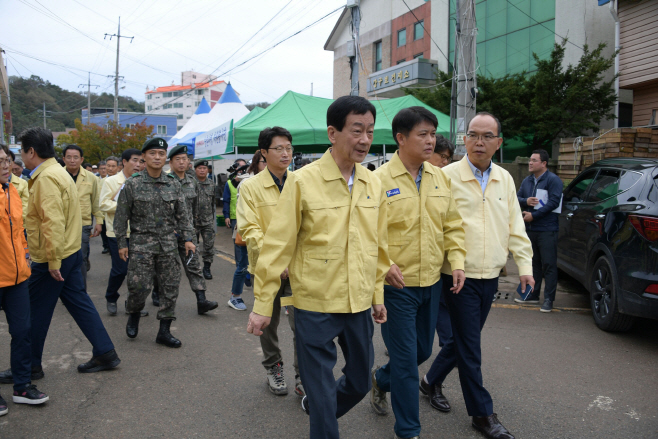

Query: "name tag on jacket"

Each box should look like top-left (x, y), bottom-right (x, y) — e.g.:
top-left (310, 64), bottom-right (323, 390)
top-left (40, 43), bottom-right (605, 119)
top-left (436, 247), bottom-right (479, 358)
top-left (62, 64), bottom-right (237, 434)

top-left (386, 188), bottom-right (401, 198)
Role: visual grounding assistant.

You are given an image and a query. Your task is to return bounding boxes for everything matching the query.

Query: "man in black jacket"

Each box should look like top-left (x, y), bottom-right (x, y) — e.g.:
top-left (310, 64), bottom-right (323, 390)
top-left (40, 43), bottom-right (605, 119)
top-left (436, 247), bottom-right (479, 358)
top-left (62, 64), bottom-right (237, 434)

top-left (516, 149), bottom-right (563, 312)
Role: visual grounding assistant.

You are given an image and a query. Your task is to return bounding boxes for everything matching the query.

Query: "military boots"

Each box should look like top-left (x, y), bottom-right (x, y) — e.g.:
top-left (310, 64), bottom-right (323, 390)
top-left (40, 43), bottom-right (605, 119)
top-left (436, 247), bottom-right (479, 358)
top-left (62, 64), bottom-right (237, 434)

top-left (202, 262), bottom-right (213, 280)
top-left (126, 312), bottom-right (141, 338)
top-left (156, 319), bottom-right (181, 348)
top-left (194, 290), bottom-right (218, 315)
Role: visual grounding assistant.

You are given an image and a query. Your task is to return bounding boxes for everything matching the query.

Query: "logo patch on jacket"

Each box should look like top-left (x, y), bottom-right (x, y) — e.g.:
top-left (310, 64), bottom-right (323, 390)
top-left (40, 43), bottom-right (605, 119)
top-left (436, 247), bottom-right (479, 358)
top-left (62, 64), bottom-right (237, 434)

top-left (386, 188), bottom-right (401, 197)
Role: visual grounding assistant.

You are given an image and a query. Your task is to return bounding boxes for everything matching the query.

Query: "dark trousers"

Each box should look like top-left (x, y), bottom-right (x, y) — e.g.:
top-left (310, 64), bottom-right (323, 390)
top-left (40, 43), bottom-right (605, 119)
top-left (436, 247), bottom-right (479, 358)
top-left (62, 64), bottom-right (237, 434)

top-left (295, 309), bottom-right (374, 439)
top-left (0, 281), bottom-right (32, 391)
top-left (29, 250), bottom-right (115, 367)
top-left (426, 274), bottom-right (455, 384)
top-left (376, 282), bottom-right (441, 438)
top-left (427, 277), bottom-right (498, 417)
top-left (100, 223), bottom-right (109, 250)
top-left (528, 230), bottom-right (558, 302)
top-left (105, 237), bottom-right (129, 303)
top-left (81, 225), bottom-right (93, 289)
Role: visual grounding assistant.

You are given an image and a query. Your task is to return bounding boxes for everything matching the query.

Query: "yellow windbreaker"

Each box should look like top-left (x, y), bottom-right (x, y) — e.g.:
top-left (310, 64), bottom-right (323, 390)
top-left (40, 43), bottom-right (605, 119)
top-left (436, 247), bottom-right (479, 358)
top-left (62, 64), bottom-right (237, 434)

top-left (75, 167), bottom-right (103, 226)
top-left (440, 157), bottom-right (533, 278)
top-left (375, 152), bottom-right (466, 287)
top-left (252, 150), bottom-right (389, 317)
top-left (25, 158), bottom-right (82, 270)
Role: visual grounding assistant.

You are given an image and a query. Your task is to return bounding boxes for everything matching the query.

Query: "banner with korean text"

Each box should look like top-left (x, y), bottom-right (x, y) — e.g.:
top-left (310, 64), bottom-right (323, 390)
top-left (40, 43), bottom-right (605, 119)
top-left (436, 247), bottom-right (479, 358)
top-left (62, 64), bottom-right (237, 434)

top-left (194, 120), bottom-right (234, 159)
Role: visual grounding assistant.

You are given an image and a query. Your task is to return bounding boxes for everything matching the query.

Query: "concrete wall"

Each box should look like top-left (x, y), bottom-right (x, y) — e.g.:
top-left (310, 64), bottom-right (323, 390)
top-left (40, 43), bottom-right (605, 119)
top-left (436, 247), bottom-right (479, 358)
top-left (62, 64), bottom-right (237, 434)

top-left (84, 111), bottom-right (179, 142)
top-left (391, 1), bottom-right (432, 63)
top-left (430, 0), bottom-right (450, 73)
top-left (499, 156), bottom-right (558, 191)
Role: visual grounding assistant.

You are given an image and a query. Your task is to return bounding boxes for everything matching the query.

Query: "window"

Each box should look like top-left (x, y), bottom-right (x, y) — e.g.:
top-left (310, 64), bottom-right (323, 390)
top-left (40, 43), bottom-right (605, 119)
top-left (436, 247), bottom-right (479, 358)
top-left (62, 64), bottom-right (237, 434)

top-left (414, 53), bottom-right (424, 59)
top-left (651, 109), bottom-right (657, 125)
top-left (174, 103), bottom-right (183, 108)
top-left (374, 41), bottom-right (382, 72)
top-left (177, 126), bottom-right (183, 130)
top-left (163, 92), bottom-right (172, 98)
top-left (564, 169), bottom-right (597, 204)
top-left (585, 169), bottom-right (621, 203)
top-left (147, 105), bottom-right (152, 111)
top-left (397, 28), bottom-right (406, 47)
top-left (414, 21), bottom-right (424, 40)
top-left (192, 74), bottom-right (196, 79)
top-left (126, 123), bottom-right (136, 129)
top-left (195, 101), bottom-right (200, 107)
top-left (173, 91), bottom-right (183, 97)
top-left (177, 114), bottom-right (183, 119)
top-left (157, 125), bottom-right (167, 135)
top-left (195, 89), bottom-right (205, 95)
top-left (147, 94), bottom-right (152, 100)
top-left (397, 59), bottom-right (407, 65)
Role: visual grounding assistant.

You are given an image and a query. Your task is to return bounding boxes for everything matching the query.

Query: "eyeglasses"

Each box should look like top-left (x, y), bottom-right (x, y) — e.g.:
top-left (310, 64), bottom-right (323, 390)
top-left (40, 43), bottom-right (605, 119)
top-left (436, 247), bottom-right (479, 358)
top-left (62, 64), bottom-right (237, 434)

top-left (438, 153), bottom-right (452, 163)
top-left (259, 160), bottom-right (266, 164)
top-left (269, 146), bottom-right (294, 154)
top-left (0, 158), bottom-right (10, 167)
top-left (465, 133), bottom-right (499, 142)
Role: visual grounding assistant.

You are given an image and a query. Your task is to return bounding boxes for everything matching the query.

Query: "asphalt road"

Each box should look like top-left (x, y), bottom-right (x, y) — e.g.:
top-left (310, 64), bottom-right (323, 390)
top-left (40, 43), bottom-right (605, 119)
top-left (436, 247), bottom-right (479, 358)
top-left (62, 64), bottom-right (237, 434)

top-left (1, 236), bottom-right (657, 439)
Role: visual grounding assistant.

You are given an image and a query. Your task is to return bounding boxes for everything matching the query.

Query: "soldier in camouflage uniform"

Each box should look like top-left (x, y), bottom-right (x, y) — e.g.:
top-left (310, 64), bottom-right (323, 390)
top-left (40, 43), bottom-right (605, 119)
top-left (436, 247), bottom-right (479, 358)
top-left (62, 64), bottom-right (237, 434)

top-left (165, 145), bottom-right (218, 314)
top-left (114, 138), bottom-right (195, 348)
top-left (193, 159), bottom-right (216, 280)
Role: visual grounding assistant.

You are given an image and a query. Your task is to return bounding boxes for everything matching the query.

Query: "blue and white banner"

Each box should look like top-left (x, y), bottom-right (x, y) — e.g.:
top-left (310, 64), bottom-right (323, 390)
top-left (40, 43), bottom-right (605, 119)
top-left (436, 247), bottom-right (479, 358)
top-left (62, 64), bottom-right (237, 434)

top-left (194, 120), bottom-right (234, 159)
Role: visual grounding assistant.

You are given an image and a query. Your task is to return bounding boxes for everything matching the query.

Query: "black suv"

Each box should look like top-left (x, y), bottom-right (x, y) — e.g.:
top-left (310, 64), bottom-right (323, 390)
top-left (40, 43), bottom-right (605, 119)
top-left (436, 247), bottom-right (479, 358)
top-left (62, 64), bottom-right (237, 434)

top-left (558, 158), bottom-right (658, 332)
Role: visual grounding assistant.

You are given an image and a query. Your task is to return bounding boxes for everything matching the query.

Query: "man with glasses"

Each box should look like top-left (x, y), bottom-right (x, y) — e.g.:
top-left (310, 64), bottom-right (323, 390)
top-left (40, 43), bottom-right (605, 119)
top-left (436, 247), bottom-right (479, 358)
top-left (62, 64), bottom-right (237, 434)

top-left (516, 149), bottom-right (562, 312)
top-left (237, 126), bottom-right (303, 397)
top-left (428, 135), bottom-right (454, 168)
top-left (422, 113), bottom-right (533, 439)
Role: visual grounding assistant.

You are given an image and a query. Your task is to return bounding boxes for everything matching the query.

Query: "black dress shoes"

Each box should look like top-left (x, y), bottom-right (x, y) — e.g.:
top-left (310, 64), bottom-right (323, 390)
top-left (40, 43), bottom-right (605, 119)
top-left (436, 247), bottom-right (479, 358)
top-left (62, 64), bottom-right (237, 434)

top-left (77, 349), bottom-right (121, 373)
top-left (419, 379), bottom-right (451, 412)
top-left (472, 414), bottom-right (515, 439)
top-left (0, 366), bottom-right (44, 384)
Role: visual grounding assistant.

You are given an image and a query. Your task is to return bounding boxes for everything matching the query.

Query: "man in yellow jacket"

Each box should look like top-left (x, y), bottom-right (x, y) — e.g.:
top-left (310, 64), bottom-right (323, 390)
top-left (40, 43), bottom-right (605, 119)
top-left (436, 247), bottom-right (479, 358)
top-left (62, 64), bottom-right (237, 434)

top-left (423, 113), bottom-right (533, 439)
top-left (237, 126), bottom-right (302, 397)
top-left (247, 96), bottom-right (389, 439)
top-left (0, 143), bottom-right (49, 414)
top-left (369, 107), bottom-right (467, 439)
top-left (62, 144), bottom-right (104, 288)
top-left (18, 127), bottom-right (119, 378)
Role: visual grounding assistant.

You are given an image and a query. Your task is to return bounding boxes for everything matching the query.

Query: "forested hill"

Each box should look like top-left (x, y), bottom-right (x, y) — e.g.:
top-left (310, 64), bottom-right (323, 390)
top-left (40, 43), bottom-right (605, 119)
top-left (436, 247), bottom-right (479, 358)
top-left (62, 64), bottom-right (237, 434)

top-left (9, 75), bottom-right (144, 137)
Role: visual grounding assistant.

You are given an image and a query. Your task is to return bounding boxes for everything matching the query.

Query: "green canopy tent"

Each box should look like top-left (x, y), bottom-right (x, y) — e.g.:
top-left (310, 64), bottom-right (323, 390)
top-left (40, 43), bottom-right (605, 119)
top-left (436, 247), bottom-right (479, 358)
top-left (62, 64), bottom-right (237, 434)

top-left (231, 91), bottom-right (451, 155)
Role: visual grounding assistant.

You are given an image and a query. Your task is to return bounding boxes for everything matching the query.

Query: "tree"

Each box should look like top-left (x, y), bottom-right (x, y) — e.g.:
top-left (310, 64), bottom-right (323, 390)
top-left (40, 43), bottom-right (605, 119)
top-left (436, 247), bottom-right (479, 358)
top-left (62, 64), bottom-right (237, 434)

top-left (56, 119), bottom-right (154, 163)
top-left (406, 41), bottom-right (617, 153)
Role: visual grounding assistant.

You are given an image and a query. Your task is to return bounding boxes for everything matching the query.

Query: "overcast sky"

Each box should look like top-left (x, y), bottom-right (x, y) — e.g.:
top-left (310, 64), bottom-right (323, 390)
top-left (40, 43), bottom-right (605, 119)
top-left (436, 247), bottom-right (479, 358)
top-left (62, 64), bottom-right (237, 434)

top-left (2, 0), bottom-right (346, 107)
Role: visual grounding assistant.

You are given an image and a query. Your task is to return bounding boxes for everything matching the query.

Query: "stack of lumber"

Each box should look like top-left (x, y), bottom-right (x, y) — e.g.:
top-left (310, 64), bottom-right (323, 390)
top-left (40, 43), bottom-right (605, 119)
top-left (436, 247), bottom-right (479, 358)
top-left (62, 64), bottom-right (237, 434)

top-left (558, 128), bottom-right (658, 181)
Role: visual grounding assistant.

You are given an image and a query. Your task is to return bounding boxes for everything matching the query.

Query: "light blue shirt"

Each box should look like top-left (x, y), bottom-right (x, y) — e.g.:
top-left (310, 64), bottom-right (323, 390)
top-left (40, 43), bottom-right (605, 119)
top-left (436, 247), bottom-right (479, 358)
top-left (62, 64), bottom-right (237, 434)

top-left (466, 154), bottom-right (492, 195)
top-left (347, 167), bottom-right (356, 193)
top-left (415, 164), bottom-right (423, 192)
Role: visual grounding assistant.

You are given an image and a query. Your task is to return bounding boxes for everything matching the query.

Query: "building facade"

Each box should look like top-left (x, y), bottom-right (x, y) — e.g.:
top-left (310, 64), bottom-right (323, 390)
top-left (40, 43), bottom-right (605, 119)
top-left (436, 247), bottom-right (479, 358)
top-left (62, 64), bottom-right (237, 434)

top-left (326, 0), bottom-right (627, 126)
top-left (81, 109), bottom-right (178, 143)
top-left (614, 0), bottom-right (658, 126)
top-left (145, 71), bottom-right (236, 132)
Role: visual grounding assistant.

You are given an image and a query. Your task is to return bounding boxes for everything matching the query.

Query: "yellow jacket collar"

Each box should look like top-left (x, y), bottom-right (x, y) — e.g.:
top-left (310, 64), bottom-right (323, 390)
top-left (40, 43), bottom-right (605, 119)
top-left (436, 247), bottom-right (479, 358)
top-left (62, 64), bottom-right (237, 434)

top-left (261, 168), bottom-right (277, 188)
top-left (458, 155), bottom-right (501, 182)
top-left (389, 150), bottom-right (437, 178)
top-left (319, 148), bottom-right (372, 185)
top-left (29, 158), bottom-right (58, 181)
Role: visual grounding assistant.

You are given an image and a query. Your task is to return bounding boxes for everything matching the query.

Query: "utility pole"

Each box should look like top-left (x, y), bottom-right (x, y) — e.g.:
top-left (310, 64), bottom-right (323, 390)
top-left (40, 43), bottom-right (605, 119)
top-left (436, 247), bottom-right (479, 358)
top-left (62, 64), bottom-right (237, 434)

top-left (348, 0), bottom-right (361, 96)
top-left (452, 0), bottom-right (478, 157)
top-left (37, 103), bottom-right (52, 129)
top-left (310, 82), bottom-right (313, 96)
top-left (79, 72), bottom-right (100, 125)
top-left (104, 17), bottom-right (133, 125)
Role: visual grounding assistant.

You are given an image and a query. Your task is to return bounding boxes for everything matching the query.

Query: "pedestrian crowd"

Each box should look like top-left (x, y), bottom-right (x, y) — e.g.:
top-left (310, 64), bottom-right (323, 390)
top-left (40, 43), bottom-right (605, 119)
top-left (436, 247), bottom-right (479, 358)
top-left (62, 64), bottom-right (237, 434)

top-left (0, 94), bottom-right (564, 439)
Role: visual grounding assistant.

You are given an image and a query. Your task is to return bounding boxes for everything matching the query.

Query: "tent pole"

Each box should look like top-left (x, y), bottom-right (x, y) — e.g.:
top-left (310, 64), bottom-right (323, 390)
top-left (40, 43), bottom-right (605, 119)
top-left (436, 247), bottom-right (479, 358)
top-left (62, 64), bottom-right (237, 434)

top-left (383, 144), bottom-right (386, 163)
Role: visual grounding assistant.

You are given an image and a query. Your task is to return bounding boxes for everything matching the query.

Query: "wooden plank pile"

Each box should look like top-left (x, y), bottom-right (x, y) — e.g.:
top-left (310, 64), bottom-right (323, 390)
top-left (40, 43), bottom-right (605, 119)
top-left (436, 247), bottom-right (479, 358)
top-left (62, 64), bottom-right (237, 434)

top-left (558, 128), bottom-right (658, 181)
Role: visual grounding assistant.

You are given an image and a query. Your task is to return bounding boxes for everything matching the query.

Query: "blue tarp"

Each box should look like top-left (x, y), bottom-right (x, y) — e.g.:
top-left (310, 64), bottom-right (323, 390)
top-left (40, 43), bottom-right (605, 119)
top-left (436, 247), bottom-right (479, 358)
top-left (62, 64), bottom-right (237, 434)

top-left (171, 131), bottom-right (201, 155)
top-left (218, 83), bottom-right (241, 104)
top-left (195, 97), bottom-right (211, 115)
top-left (598, 0), bottom-right (611, 5)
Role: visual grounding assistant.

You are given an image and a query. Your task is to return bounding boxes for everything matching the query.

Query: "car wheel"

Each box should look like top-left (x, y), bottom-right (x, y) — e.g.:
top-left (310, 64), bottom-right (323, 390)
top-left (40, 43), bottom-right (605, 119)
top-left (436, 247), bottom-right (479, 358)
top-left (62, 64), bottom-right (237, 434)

top-left (590, 256), bottom-right (635, 332)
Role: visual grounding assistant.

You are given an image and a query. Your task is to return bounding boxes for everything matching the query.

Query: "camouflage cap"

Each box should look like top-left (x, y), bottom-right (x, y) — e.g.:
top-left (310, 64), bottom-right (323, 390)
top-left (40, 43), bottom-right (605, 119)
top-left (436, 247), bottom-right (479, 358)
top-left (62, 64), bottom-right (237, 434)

top-left (167, 144), bottom-right (188, 160)
top-left (142, 137), bottom-right (168, 152)
top-left (194, 159), bottom-right (210, 169)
